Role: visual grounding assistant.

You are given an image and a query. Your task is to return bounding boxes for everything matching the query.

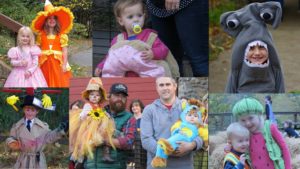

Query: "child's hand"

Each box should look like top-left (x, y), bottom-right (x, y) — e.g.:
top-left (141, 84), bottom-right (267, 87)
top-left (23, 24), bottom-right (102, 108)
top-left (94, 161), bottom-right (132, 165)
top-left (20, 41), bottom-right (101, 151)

top-left (94, 68), bottom-right (102, 77)
top-left (62, 63), bottom-right (67, 72)
top-left (240, 154), bottom-right (246, 165)
top-left (24, 71), bottom-right (31, 79)
top-left (224, 143), bottom-right (232, 153)
top-left (8, 140), bottom-right (21, 150)
top-left (21, 59), bottom-right (28, 67)
top-left (141, 46), bottom-right (154, 61)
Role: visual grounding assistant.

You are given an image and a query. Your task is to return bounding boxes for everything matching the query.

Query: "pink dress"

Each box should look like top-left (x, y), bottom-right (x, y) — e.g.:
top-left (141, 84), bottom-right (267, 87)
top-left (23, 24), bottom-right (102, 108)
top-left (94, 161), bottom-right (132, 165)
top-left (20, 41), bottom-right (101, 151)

top-left (98, 29), bottom-right (169, 77)
top-left (4, 46), bottom-right (48, 88)
top-left (249, 124), bottom-right (291, 169)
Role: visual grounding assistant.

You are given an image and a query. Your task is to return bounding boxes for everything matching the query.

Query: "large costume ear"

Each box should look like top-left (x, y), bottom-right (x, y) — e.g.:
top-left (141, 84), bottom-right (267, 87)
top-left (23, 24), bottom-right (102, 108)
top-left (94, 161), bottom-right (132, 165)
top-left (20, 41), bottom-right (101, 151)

top-left (220, 11), bottom-right (242, 38)
top-left (258, 1), bottom-right (282, 29)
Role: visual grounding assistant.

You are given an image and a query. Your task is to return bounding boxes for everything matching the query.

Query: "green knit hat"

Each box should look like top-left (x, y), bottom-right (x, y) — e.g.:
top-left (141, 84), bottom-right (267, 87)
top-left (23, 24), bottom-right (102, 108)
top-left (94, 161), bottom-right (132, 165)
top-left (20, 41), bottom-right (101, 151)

top-left (232, 97), bottom-right (264, 118)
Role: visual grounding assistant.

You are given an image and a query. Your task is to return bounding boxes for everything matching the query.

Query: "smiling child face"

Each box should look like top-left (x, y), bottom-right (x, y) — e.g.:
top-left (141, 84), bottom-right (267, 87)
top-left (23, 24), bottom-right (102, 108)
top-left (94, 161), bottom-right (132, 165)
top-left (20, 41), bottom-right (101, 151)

top-left (245, 41), bottom-right (268, 65)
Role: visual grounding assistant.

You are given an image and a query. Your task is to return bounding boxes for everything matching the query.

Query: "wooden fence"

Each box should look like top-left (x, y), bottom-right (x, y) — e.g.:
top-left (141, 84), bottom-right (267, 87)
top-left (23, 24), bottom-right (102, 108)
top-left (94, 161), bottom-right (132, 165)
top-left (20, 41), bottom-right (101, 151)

top-left (209, 112), bottom-right (300, 135)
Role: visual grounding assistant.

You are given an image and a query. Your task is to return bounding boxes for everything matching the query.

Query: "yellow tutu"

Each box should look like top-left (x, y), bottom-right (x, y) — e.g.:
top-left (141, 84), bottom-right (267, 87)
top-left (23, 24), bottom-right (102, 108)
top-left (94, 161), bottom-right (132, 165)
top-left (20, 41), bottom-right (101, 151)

top-left (69, 108), bottom-right (115, 160)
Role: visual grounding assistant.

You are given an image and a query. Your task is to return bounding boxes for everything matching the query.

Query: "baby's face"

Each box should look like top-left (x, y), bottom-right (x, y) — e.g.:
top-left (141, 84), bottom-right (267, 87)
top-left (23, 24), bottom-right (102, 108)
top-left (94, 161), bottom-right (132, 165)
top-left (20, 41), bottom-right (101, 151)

top-left (230, 134), bottom-right (249, 153)
top-left (246, 44), bottom-right (268, 65)
top-left (185, 111), bottom-right (200, 124)
top-left (89, 90), bottom-right (101, 104)
top-left (118, 3), bottom-right (145, 35)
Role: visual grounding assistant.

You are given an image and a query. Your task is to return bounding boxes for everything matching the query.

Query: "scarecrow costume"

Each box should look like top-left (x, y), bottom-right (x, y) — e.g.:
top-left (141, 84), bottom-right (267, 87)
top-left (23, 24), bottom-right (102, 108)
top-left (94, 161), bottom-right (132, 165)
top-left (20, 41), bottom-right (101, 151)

top-left (69, 77), bottom-right (115, 163)
top-left (6, 94), bottom-right (67, 169)
top-left (31, 0), bottom-right (74, 87)
top-left (151, 99), bottom-right (203, 168)
top-left (232, 98), bottom-right (291, 169)
top-left (220, 2), bottom-right (285, 93)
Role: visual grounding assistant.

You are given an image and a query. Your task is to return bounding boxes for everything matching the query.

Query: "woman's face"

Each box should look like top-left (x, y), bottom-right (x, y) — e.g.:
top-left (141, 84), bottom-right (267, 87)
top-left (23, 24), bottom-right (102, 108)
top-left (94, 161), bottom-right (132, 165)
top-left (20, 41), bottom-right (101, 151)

top-left (131, 102), bottom-right (142, 115)
top-left (47, 15), bottom-right (57, 28)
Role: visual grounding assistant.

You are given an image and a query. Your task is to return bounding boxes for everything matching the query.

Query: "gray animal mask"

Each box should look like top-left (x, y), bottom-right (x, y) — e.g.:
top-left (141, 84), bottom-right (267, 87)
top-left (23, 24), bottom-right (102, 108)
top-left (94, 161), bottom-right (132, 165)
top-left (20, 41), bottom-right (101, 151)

top-left (220, 2), bottom-right (285, 93)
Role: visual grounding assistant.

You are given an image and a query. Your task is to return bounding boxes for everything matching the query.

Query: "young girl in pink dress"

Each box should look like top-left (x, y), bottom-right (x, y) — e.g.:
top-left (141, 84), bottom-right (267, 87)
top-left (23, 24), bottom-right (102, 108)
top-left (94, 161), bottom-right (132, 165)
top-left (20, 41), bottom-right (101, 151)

top-left (94, 0), bottom-right (179, 77)
top-left (4, 27), bottom-right (47, 88)
top-left (232, 97), bottom-right (291, 169)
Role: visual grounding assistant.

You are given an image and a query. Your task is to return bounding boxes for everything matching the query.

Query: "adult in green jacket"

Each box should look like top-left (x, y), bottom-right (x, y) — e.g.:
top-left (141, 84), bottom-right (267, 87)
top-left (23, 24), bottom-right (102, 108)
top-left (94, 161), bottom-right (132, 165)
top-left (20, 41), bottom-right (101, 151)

top-left (85, 83), bottom-right (135, 169)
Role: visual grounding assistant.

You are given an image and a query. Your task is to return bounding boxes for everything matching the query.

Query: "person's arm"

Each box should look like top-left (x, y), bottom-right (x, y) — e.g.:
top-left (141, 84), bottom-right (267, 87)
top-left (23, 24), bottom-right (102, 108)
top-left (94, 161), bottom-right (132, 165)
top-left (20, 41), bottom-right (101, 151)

top-left (79, 103), bottom-right (92, 120)
top-left (60, 34), bottom-right (69, 72)
top-left (41, 123), bottom-right (66, 144)
top-left (26, 46), bottom-right (41, 75)
top-left (174, 136), bottom-right (202, 157)
top-left (270, 124), bottom-right (292, 169)
top-left (8, 48), bottom-right (26, 67)
top-left (6, 124), bottom-right (21, 150)
top-left (114, 117), bottom-right (136, 150)
top-left (141, 106), bottom-right (157, 154)
top-left (151, 37), bottom-right (169, 60)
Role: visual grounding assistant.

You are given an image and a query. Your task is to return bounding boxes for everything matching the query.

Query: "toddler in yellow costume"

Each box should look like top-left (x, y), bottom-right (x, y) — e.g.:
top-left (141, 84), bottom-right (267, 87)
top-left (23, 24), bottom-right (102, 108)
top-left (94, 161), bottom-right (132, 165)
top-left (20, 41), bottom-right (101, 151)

top-left (70, 78), bottom-right (115, 163)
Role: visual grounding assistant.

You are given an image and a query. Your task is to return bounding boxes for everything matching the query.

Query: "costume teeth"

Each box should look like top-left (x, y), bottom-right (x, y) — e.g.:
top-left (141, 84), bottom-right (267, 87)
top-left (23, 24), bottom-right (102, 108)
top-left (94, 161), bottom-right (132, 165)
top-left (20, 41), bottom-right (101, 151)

top-left (244, 40), bottom-right (269, 68)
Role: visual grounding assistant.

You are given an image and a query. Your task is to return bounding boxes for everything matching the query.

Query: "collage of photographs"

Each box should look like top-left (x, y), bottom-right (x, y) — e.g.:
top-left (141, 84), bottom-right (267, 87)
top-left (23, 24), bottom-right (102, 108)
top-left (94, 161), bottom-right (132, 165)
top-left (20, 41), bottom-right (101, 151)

top-left (0, 0), bottom-right (299, 169)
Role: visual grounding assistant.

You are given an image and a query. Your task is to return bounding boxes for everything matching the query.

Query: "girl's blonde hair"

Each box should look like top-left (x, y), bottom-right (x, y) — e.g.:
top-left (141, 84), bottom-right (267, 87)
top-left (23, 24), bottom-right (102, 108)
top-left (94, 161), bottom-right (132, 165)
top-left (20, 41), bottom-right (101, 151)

top-left (113, 0), bottom-right (146, 32)
top-left (17, 26), bottom-right (35, 47)
top-left (42, 15), bottom-right (61, 35)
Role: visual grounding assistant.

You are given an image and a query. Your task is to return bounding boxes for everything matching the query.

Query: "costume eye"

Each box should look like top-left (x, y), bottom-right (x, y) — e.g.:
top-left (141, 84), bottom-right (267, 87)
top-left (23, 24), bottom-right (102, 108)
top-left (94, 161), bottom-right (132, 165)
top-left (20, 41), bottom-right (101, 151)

top-left (260, 11), bottom-right (273, 21)
top-left (226, 19), bottom-right (239, 29)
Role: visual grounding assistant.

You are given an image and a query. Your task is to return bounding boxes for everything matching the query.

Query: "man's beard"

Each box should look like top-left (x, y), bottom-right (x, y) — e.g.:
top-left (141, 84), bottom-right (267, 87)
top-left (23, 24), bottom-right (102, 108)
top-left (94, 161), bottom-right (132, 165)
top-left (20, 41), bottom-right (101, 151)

top-left (110, 100), bottom-right (126, 113)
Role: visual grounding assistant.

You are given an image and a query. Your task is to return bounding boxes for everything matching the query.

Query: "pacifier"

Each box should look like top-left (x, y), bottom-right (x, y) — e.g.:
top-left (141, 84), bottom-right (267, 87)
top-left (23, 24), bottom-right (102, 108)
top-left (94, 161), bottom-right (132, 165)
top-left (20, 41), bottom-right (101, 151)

top-left (132, 23), bottom-right (142, 34)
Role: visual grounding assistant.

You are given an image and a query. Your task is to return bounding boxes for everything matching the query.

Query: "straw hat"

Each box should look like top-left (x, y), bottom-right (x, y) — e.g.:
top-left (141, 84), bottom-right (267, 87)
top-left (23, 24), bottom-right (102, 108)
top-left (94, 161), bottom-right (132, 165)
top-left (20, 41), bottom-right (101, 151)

top-left (82, 78), bottom-right (107, 103)
top-left (31, 0), bottom-right (74, 34)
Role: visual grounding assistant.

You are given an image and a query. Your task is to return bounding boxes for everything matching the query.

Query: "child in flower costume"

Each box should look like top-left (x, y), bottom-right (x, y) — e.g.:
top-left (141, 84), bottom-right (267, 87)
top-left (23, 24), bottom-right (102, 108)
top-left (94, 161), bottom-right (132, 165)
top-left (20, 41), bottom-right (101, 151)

top-left (31, 0), bottom-right (73, 87)
top-left (151, 99), bottom-right (203, 168)
top-left (70, 77), bottom-right (115, 164)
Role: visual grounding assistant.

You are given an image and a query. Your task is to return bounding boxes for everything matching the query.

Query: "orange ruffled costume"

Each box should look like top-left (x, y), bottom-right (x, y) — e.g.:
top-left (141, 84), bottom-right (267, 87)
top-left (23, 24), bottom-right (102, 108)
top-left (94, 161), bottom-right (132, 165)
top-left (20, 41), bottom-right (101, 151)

top-left (31, 0), bottom-right (73, 87)
top-left (36, 32), bottom-right (72, 87)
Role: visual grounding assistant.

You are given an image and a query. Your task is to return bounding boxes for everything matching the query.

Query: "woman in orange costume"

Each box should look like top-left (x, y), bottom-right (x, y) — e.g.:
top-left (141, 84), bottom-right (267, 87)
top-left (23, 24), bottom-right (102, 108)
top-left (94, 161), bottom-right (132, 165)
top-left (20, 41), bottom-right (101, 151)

top-left (31, 0), bottom-right (74, 87)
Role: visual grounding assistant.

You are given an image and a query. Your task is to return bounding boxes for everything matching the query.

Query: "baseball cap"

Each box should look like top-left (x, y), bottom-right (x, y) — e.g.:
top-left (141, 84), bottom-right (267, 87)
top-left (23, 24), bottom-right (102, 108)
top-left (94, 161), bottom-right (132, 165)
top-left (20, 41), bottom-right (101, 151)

top-left (109, 83), bottom-right (128, 96)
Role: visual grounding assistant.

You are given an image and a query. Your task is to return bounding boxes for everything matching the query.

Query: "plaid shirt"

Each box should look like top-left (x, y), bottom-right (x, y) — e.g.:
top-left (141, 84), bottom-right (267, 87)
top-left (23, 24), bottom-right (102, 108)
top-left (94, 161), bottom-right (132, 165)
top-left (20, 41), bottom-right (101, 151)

top-left (117, 116), bottom-right (137, 149)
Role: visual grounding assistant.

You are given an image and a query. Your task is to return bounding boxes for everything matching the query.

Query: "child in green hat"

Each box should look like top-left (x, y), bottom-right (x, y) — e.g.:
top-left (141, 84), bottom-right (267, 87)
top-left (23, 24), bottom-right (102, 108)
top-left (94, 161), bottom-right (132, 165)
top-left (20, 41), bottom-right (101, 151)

top-left (232, 97), bottom-right (291, 169)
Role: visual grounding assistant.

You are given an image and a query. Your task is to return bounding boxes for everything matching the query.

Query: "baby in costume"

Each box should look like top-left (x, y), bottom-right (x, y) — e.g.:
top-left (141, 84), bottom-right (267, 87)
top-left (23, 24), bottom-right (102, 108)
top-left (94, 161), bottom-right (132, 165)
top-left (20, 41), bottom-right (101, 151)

top-left (95, 0), bottom-right (179, 78)
top-left (151, 99), bottom-right (202, 168)
top-left (70, 77), bottom-right (115, 164)
top-left (220, 2), bottom-right (285, 93)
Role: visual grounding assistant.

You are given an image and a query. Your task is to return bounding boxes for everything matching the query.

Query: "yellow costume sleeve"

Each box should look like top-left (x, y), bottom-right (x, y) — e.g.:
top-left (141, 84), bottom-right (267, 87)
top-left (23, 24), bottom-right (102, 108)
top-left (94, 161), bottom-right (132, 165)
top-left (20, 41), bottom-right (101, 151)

top-left (36, 33), bottom-right (41, 46)
top-left (60, 34), bottom-right (69, 47)
top-left (170, 121), bottom-right (182, 132)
